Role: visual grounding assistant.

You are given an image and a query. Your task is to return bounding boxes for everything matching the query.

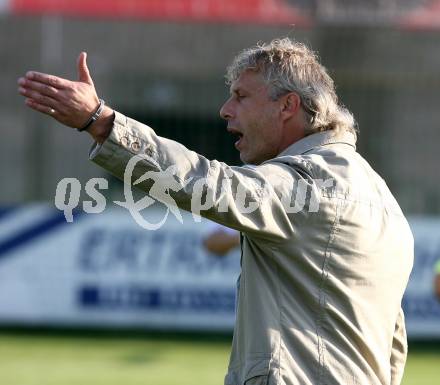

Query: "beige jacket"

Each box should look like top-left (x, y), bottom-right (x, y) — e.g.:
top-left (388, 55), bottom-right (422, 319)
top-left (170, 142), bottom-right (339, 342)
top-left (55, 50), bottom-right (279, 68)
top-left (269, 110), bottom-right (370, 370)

top-left (90, 111), bottom-right (414, 385)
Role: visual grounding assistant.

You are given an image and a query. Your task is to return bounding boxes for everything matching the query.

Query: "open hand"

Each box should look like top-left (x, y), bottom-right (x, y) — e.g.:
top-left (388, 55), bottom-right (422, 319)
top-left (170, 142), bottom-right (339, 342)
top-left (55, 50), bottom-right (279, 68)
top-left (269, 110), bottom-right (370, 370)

top-left (18, 52), bottom-right (103, 129)
top-left (18, 52), bottom-right (114, 142)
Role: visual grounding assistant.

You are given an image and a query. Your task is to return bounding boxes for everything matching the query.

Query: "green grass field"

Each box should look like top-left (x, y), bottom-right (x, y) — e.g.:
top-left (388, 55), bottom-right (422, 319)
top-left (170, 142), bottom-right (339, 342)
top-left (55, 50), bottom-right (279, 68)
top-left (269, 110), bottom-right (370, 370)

top-left (0, 329), bottom-right (438, 385)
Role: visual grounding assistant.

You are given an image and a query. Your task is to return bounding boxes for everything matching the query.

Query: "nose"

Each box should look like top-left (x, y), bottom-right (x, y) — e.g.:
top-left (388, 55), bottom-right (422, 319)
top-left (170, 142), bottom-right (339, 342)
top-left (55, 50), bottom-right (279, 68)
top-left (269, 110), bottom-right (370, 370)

top-left (219, 97), bottom-right (234, 120)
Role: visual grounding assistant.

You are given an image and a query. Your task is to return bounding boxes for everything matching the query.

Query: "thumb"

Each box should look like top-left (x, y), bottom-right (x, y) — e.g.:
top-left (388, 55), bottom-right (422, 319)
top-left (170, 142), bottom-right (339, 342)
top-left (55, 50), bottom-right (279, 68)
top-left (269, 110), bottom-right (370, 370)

top-left (77, 52), bottom-right (93, 85)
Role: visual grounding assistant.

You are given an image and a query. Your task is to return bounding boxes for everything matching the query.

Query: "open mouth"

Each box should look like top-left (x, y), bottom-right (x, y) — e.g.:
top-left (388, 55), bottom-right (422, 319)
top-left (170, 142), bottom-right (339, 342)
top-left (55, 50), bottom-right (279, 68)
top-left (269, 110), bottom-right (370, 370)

top-left (234, 133), bottom-right (243, 148)
top-left (228, 127), bottom-right (243, 149)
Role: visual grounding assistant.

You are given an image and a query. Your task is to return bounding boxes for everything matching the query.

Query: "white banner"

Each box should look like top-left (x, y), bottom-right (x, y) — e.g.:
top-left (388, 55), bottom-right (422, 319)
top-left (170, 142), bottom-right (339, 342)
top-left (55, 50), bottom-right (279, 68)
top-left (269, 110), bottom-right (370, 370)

top-left (0, 205), bottom-right (439, 337)
top-left (0, 204), bottom-right (240, 331)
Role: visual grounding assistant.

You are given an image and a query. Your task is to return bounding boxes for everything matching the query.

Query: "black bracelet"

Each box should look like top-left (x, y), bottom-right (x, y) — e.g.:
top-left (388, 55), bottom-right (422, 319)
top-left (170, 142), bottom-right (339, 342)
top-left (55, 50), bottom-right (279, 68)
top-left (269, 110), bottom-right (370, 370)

top-left (78, 99), bottom-right (105, 132)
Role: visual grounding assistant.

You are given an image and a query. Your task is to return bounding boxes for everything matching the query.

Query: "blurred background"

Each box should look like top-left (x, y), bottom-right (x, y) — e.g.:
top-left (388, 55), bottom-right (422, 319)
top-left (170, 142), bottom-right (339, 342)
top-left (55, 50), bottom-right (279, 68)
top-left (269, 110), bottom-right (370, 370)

top-left (0, 1), bottom-right (440, 384)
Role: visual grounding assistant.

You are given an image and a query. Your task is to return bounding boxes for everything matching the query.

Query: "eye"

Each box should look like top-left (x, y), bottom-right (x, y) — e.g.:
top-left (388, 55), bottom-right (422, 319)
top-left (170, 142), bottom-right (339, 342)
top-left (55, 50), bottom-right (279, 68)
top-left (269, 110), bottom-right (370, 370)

top-left (236, 93), bottom-right (245, 101)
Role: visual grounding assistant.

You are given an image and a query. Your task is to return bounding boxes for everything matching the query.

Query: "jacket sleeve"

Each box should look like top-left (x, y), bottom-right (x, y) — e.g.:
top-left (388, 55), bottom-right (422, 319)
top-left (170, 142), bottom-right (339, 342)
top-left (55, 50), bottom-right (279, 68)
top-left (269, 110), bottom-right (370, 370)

top-left (390, 307), bottom-right (408, 385)
top-left (89, 111), bottom-right (310, 241)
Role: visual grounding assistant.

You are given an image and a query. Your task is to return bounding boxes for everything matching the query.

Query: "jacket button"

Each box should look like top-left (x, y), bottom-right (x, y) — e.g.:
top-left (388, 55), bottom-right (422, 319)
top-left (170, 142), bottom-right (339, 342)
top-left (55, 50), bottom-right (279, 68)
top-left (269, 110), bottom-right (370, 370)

top-left (121, 137), bottom-right (129, 147)
top-left (131, 141), bottom-right (141, 152)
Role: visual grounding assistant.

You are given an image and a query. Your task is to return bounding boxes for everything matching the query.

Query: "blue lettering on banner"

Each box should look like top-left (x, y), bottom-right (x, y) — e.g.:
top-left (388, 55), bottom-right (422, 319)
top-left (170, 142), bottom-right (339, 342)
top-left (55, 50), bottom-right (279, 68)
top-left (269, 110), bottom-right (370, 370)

top-left (77, 228), bottom-right (239, 274)
top-left (78, 285), bottom-right (235, 313)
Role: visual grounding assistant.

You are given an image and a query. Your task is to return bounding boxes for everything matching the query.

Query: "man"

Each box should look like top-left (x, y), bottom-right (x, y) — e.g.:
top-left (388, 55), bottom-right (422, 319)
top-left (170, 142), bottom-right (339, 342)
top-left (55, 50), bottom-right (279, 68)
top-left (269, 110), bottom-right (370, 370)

top-left (435, 259), bottom-right (440, 300)
top-left (18, 38), bottom-right (413, 385)
top-left (203, 223), bottom-right (240, 256)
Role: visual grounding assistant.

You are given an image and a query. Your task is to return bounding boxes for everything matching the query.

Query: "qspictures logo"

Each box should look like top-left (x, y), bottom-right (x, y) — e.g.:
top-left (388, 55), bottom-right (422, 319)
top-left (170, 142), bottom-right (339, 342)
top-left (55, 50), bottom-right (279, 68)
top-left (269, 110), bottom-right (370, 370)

top-left (54, 154), bottom-right (335, 230)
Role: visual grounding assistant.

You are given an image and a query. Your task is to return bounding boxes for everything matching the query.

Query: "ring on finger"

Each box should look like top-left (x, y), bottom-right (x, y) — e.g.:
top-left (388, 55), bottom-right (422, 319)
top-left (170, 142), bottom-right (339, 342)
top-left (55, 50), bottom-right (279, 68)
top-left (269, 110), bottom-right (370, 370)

top-left (49, 108), bottom-right (56, 115)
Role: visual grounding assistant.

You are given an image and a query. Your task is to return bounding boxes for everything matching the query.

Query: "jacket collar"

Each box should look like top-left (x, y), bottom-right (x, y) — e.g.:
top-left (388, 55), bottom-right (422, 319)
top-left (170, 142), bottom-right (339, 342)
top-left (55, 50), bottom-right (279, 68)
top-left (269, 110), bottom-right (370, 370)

top-left (277, 129), bottom-right (357, 157)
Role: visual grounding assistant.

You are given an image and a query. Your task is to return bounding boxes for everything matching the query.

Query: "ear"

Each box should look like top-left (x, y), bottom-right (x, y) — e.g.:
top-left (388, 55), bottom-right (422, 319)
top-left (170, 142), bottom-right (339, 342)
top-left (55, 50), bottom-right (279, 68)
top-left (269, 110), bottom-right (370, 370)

top-left (280, 92), bottom-right (301, 120)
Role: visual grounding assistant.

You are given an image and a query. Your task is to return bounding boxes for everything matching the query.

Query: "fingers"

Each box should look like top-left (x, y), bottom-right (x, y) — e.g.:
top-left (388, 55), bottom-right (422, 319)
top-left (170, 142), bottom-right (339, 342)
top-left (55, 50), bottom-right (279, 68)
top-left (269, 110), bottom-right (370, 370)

top-left (25, 98), bottom-right (58, 117)
top-left (18, 77), bottom-right (59, 98)
top-left (77, 52), bottom-right (94, 85)
top-left (17, 56), bottom-right (98, 128)
top-left (18, 85), bottom-right (60, 111)
top-left (25, 71), bottom-right (69, 89)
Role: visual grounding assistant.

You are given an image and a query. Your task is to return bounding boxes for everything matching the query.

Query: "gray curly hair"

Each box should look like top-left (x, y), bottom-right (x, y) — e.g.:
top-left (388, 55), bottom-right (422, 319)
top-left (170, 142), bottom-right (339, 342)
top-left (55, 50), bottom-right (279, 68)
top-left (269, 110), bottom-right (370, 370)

top-left (226, 38), bottom-right (358, 137)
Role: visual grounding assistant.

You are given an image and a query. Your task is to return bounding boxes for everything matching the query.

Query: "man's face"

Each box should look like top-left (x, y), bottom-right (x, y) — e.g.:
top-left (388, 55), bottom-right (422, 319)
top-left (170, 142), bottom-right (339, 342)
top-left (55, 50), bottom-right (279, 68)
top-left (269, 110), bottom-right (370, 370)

top-left (219, 70), bottom-right (284, 165)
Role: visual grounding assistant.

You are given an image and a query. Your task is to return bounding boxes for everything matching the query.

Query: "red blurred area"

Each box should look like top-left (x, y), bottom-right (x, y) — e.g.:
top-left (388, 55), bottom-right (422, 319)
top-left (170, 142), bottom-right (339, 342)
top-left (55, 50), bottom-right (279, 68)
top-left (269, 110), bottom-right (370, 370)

top-left (399, 0), bottom-right (440, 30)
top-left (11, 0), bottom-right (312, 26)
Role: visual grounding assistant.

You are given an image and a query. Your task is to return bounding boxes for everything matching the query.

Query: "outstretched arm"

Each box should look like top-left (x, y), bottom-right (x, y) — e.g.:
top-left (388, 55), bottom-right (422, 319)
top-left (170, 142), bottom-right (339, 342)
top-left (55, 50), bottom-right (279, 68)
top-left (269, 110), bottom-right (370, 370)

top-left (17, 52), bottom-right (114, 143)
top-left (17, 54), bottom-right (307, 241)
